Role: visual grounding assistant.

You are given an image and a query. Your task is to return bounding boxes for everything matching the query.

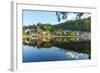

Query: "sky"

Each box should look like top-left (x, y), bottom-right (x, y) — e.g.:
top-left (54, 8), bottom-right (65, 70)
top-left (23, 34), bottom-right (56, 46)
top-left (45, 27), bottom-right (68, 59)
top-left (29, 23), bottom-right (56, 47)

top-left (23, 10), bottom-right (91, 26)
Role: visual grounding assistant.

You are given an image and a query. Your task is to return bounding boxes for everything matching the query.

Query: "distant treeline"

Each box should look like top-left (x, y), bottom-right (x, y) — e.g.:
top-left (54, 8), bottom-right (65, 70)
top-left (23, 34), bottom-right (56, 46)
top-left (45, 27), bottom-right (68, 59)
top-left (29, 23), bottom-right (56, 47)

top-left (53, 17), bottom-right (91, 32)
top-left (23, 16), bottom-right (91, 32)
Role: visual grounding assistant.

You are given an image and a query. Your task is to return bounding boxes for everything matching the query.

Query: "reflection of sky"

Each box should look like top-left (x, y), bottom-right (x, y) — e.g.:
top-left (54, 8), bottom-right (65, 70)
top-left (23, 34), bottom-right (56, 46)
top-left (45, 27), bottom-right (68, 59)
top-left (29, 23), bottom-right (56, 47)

top-left (66, 51), bottom-right (89, 60)
top-left (23, 10), bottom-right (91, 26)
top-left (23, 45), bottom-right (89, 62)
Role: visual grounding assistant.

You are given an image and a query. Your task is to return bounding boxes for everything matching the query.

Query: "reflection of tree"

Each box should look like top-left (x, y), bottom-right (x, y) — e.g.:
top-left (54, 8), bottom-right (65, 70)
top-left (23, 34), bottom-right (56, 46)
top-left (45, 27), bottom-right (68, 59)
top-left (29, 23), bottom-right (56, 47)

top-left (23, 37), bottom-right (52, 49)
top-left (23, 37), bottom-right (91, 57)
top-left (52, 40), bottom-right (91, 55)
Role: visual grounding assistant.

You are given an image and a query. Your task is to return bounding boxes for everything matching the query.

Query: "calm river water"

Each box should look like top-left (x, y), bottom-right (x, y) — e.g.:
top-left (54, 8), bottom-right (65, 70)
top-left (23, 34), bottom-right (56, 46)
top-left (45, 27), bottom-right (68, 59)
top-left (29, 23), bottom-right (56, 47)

top-left (23, 37), bottom-right (91, 62)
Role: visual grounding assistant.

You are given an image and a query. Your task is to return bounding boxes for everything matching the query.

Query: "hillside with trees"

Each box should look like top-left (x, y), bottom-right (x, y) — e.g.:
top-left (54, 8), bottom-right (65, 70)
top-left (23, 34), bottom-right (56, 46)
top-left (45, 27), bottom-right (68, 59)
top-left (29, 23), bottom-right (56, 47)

top-left (53, 16), bottom-right (91, 32)
top-left (23, 16), bottom-right (91, 32)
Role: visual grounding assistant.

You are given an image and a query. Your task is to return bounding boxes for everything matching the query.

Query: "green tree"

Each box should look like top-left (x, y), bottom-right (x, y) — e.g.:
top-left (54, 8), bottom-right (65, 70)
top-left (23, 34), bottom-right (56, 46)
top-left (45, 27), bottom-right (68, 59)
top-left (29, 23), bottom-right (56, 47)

top-left (43, 24), bottom-right (52, 32)
top-left (75, 13), bottom-right (83, 20)
top-left (56, 12), bottom-right (69, 22)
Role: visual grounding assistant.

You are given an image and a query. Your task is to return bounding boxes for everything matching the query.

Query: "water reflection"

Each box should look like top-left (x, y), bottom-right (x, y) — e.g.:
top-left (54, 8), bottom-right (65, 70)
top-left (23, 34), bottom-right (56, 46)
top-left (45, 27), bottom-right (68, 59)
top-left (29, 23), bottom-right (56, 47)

top-left (23, 37), bottom-right (91, 62)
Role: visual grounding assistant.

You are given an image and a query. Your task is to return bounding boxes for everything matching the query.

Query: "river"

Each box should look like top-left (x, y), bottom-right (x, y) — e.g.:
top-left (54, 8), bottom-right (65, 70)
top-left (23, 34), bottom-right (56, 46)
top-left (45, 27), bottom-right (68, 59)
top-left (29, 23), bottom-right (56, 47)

top-left (23, 37), bottom-right (91, 62)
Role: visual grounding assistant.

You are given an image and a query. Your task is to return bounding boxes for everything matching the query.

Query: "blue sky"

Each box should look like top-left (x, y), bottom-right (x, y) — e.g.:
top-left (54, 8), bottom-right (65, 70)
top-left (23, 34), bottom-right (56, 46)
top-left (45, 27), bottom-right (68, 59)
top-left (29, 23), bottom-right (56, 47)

top-left (23, 10), bottom-right (59, 26)
top-left (23, 10), bottom-right (91, 26)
